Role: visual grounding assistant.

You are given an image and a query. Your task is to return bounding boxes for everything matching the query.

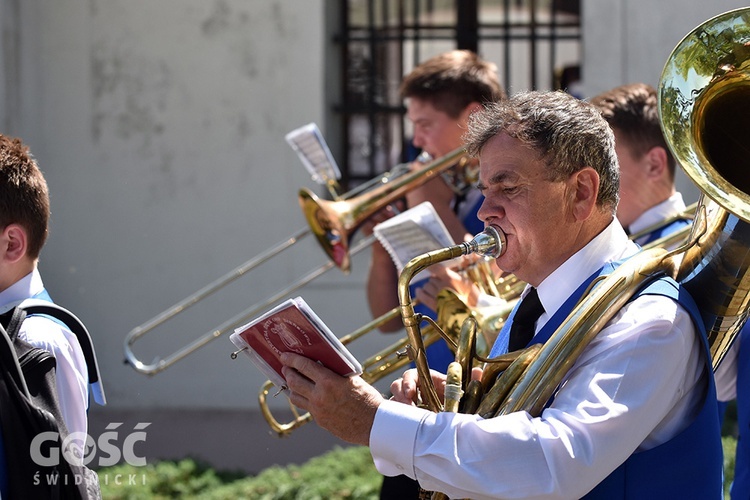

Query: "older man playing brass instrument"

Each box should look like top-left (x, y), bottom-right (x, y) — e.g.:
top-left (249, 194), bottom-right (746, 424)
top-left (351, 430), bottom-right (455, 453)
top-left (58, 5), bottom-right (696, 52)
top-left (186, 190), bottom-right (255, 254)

top-left (279, 90), bottom-right (722, 499)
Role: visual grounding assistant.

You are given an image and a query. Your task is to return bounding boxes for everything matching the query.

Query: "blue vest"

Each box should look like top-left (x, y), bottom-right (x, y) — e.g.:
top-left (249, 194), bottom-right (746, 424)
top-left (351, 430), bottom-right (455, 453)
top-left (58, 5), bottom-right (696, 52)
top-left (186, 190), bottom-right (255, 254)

top-left (584, 278), bottom-right (722, 499)
top-left (489, 265), bottom-right (723, 498)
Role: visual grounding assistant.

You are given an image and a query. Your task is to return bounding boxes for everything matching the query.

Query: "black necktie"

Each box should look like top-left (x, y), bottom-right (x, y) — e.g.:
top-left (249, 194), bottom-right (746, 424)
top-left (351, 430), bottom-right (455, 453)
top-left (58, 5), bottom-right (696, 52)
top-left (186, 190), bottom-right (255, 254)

top-left (508, 287), bottom-right (544, 351)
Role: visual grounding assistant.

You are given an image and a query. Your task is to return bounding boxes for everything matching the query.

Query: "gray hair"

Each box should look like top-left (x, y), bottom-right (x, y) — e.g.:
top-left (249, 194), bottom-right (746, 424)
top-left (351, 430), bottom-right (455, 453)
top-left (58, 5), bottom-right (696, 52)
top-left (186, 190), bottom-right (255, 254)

top-left (464, 90), bottom-right (619, 211)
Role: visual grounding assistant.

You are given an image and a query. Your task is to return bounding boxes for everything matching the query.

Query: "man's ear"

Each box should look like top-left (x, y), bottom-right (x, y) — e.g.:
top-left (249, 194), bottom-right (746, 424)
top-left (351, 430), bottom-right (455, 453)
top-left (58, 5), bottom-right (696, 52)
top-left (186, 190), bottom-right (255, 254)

top-left (645, 146), bottom-right (669, 178)
top-left (1, 224), bottom-right (29, 264)
top-left (570, 167), bottom-right (600, 221)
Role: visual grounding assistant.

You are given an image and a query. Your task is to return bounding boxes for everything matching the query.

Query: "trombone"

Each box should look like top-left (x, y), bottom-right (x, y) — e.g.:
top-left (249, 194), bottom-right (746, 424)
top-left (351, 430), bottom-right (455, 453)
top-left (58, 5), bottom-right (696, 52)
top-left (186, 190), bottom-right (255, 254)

top-left (124, 146), bottom-right (471, 375)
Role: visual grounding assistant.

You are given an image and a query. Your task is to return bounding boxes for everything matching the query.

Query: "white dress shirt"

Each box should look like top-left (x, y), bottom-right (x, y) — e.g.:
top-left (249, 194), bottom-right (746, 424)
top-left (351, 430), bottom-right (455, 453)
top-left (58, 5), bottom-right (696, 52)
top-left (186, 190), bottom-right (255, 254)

top-left (370, 219), bottom-right (706, 500)
top-left (0, 269), bottom-right (89, 441)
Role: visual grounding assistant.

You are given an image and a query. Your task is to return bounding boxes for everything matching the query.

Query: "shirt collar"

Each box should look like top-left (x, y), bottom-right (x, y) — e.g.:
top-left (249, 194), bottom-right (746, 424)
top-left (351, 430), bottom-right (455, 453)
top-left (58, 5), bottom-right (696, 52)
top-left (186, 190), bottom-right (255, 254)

top-left (0, 268), bottom-right (44, 314)
top-left (628, 192), bottom-right (686, 236)
top-left (533, 218), bottom-right (638, 330)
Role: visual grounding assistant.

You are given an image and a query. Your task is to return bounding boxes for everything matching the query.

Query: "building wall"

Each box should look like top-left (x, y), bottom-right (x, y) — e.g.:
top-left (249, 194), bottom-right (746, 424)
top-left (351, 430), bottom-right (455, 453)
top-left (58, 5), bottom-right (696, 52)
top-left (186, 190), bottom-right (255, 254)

top-left (0, 0), bottom-right (747, 474)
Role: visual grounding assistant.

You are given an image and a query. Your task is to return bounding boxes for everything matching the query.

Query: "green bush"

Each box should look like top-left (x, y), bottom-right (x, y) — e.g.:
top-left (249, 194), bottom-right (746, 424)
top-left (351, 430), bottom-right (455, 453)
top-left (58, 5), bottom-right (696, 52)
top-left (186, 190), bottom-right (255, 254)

top-left (98, 445), bottom-right (381, 500)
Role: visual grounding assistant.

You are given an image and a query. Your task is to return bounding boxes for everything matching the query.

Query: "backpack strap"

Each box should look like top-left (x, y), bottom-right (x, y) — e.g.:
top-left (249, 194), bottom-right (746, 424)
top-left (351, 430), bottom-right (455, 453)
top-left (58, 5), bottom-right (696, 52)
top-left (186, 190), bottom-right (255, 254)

top-left (0, 318), bottom-right (31, 399)
top-left (17, 299), bottom-right (106, 406)
top-left (2, 307), bottom-right (27, 343)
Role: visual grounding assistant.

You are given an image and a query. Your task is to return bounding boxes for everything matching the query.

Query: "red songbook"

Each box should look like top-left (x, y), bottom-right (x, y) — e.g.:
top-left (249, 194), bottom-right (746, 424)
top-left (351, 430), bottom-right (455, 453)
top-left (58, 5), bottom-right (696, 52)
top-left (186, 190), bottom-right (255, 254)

top-left (229, 296), bottom-right (362, 391)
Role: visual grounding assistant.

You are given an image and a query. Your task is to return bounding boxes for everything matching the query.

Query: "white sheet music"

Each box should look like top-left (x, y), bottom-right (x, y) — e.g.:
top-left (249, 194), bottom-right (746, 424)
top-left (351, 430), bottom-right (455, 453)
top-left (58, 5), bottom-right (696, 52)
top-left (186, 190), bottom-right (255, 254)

top-left (373, 202), bottom-right (455, 282)
top-left (285, 123), bottom-right (341, 184)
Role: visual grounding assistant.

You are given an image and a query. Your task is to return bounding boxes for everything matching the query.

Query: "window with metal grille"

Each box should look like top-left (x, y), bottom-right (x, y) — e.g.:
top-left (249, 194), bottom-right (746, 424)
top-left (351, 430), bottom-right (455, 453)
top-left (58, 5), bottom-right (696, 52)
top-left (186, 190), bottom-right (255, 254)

top-left (331, 0), bottom-right (581, 189)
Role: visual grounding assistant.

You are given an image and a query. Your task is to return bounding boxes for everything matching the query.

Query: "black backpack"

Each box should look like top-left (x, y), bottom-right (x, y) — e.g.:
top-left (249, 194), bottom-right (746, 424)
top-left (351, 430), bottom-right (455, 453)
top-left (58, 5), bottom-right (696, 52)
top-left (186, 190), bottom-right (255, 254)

top-left (0, 301), bottom-right (105, 499)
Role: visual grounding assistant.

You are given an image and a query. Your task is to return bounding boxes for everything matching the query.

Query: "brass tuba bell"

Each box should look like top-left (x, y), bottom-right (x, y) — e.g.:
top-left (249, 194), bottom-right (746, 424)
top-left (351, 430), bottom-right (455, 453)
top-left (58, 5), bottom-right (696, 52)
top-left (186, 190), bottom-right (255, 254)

top-left (659, 6), bottom-right (750, 370)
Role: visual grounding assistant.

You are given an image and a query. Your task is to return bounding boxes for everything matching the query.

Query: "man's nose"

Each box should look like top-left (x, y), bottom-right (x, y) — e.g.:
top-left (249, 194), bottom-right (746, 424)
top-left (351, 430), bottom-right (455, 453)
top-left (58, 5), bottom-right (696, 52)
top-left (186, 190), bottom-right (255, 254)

top-left (412, 130), bottom-right (425, 149)
top-left (477, 198), bottom-right (504, 222)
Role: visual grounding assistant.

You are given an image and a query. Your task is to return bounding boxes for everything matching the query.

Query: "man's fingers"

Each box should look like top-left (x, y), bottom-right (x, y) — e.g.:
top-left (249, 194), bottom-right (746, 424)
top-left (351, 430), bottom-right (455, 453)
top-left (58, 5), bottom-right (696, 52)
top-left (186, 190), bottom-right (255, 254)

top-left (281, 352), bottom-right (321, 378)
top-left (280, 352), bottom-right (324, 395)
top-left (285, 388), bottom-right (310, 411)
top-left (389, 369), bottom-right (420, 404)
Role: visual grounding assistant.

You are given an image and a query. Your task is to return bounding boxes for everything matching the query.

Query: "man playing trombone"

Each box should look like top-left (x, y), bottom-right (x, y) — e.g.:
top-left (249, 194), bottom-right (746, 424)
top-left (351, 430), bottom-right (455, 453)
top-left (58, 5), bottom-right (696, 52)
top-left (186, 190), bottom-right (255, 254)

top-left (280, 90), bottom-right (722, 499)
top-left (365, 49), bottom-right (505, 363)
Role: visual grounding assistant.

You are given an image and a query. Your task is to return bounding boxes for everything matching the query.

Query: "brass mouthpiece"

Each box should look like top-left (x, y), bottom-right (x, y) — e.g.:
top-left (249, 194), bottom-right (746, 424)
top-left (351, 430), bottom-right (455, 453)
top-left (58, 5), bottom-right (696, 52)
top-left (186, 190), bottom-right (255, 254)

top-left (463, 226), bottom-right (506, 259)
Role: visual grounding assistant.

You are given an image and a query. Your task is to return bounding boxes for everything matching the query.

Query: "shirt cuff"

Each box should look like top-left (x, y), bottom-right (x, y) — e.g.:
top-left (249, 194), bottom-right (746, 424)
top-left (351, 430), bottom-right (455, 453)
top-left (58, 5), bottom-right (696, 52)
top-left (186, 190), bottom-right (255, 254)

top-left (370, 399), bottom-right (428, 478)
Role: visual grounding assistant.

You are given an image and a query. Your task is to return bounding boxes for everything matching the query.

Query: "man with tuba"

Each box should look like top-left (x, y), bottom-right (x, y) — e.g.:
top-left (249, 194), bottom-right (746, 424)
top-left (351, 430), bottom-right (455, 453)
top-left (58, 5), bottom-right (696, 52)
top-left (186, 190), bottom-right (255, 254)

top-left (280, 90), bottom-right (722, 499)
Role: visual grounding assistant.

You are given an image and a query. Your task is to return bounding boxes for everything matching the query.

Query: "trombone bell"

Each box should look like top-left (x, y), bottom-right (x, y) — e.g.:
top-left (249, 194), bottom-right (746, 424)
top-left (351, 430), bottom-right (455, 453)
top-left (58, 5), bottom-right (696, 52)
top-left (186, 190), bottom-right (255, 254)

top-left (298, 147), bottom-right (468, 273)
top-left (299, 188), bottom-right (354, 273)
